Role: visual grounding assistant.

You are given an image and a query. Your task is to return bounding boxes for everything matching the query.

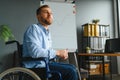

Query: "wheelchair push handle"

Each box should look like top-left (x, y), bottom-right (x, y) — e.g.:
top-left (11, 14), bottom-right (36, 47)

top-left (5, 40), bottom-right (20, 45)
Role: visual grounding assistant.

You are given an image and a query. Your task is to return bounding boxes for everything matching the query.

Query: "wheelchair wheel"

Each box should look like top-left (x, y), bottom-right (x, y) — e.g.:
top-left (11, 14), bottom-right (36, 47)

top-left (0, 67), bottom-right (41, 80)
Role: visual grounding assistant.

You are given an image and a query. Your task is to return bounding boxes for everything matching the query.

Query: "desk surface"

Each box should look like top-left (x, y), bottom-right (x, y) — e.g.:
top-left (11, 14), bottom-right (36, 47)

top-left (78, 53), bottom-right (120, 56)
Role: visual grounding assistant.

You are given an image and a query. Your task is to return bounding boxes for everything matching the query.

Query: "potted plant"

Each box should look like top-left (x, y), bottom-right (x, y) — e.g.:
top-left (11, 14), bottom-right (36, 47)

top-left (0, 24), bottom-right (15, 42)
top-left (92, 19), bottom-right (100, 24)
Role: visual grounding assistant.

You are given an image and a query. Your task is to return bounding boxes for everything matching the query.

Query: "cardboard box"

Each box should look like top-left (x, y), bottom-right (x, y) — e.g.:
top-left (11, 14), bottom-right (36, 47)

top-left (89, 64), bottom-right (101, 75)
top-left (100, 63), bottom-right (109, 74)
top-left (89, 63), bottom-right (109, 75)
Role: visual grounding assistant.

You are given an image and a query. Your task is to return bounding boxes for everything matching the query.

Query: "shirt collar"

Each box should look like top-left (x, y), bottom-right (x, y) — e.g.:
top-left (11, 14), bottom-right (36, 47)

top-left (37, 23), bottom-right (49, 35)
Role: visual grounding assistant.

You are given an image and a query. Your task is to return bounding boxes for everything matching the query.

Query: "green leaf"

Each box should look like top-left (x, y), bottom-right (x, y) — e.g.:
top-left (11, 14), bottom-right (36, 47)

top-left (0, 24), bottom-right (15, 42)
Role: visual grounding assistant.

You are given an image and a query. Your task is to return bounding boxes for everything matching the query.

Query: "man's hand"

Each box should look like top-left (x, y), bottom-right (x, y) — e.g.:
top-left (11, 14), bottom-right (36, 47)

top-left (56, 49), bottom-right (68, 60)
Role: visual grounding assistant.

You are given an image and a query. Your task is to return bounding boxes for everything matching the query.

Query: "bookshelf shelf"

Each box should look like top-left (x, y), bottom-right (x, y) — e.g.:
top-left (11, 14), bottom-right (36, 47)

top-left (83, 36), bottom-right (110, 38)
top-left (82, 23), bottom-right (110, 53)
top-left (80, 23), bottom-right (110, 79)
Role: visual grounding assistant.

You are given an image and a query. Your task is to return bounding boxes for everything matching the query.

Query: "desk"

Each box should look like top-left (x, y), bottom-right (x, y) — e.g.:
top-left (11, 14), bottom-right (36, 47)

top-left (78, 53), bottom-right (120, 56)
top-left (78, 53), bottom-right (120, 80)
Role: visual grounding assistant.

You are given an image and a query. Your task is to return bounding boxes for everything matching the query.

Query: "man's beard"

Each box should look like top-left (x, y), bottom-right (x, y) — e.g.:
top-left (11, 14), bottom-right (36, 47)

top-left (41, 17), bottom-right (52, 25)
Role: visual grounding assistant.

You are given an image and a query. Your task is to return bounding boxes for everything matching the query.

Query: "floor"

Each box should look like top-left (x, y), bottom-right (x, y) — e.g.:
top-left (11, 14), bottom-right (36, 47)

top-left (112, 75), bottom-right (120, 80)
top-left (85, 74), bottom-right (120, 80)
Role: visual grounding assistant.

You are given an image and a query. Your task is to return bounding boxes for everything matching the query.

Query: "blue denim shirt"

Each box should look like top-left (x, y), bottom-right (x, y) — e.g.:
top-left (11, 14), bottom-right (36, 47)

top-left (23, 23), bottom-right (56, 68)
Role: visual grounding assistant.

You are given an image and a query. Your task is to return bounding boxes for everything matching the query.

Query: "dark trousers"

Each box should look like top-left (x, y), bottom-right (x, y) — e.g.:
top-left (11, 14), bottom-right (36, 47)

top-left (31, 62), bottom-right (78, 80)
top-left (49, 62), bottom-right (78, 80)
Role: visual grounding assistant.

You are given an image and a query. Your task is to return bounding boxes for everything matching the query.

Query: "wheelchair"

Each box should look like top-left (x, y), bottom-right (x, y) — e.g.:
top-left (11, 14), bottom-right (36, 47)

top-left (1, 40), bottom-right (62, 80)
top-left (0, 67), bottom-right (41, 80)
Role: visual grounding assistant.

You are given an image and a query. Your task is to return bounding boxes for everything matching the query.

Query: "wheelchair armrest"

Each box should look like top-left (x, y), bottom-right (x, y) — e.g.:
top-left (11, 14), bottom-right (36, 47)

top-left (21, 57), bottom-right (56, 64)
top-left (21, 57), bottom-right (49, 68)
top-left (22, 57), bottom-right (48, 62)
top-left (22, 57), bottom-right (62, 80)
top-left (22, 57), bottom-right (50, 76)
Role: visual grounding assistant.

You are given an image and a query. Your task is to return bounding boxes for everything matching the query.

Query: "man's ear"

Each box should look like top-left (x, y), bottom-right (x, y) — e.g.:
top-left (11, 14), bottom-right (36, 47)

top-left (36, 15), bottom-right (39, 18)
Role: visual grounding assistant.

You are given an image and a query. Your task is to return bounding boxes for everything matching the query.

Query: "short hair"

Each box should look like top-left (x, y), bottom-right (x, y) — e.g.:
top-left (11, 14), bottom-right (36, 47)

top-left (36, 5), bottom-right (50, 15)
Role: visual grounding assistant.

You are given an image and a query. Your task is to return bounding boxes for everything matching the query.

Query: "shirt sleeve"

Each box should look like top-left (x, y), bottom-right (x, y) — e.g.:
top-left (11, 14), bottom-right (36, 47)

top-left (23, 24), bottom-right (56, 59)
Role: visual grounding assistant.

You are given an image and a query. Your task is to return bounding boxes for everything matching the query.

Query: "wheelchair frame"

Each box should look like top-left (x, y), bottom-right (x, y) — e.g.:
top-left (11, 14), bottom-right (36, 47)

top-left (4, 40), bottom-right (62, 80)
top-left (0, 67), bottom-right (41, 80)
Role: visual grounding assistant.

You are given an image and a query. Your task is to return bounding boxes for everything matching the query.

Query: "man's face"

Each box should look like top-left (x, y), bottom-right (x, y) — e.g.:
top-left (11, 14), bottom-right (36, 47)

top-left (37, 7), bottom-right (53, 26)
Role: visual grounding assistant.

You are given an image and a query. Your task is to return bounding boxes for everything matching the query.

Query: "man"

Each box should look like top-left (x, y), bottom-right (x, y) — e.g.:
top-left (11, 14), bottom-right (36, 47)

top-left (23, 5), bottom-right (78, 80)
